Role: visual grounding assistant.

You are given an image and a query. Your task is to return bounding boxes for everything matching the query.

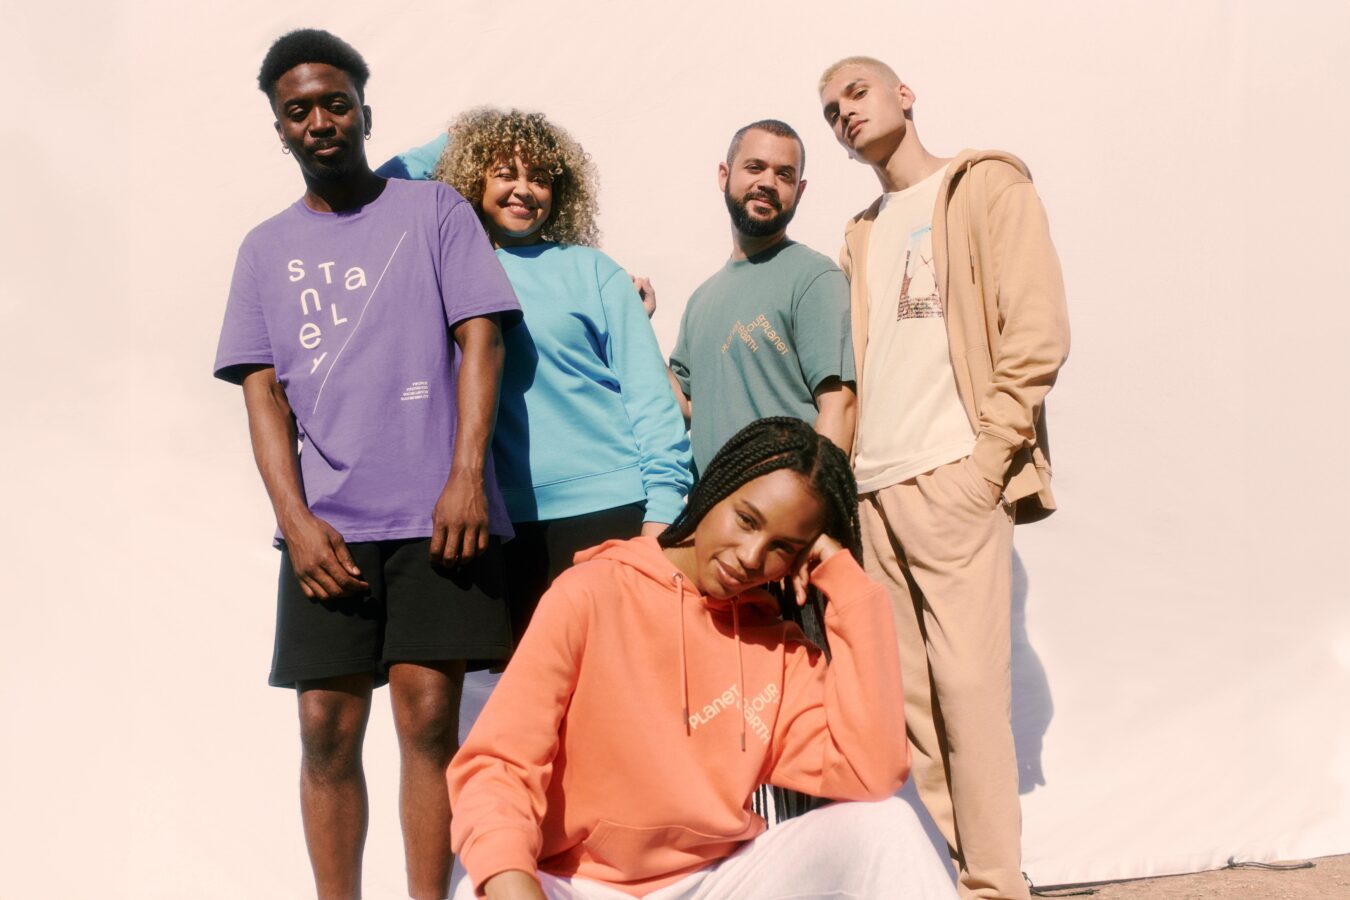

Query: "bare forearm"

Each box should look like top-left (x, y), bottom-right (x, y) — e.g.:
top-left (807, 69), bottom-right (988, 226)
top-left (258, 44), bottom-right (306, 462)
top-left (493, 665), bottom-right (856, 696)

top-left (241, 367), bottom-right (367, 597)
top-left (451, 315), bottom-right (505, 479)
top-left (813, 380), bottom-right (856, 456)
top-left (484, 870), bottom-right (545, 900)
top-left (666, 367), bottom-right (691, 425)
top-left (242, 368), bottom-right (309, 531)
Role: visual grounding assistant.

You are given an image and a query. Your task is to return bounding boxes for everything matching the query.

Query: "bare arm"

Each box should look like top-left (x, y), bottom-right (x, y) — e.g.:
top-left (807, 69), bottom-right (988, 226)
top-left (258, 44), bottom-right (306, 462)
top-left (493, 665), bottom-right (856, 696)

top-left (241, 366), bottom-right (367, 599)
top-left (430, 314), bottom-right (505, 568)
top-left (813, 377), bottom-right (856, 456)
top-left (483, 870), bottom-right (547, 900)
top-left (666, 368), bottom-right (691, 425)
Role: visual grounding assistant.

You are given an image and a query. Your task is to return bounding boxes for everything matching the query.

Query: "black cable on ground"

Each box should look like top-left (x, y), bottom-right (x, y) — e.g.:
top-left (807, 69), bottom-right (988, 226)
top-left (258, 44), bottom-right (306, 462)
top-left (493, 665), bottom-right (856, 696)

top-left (1024, 872), bottom-right (1097, 896)
top-left (1224, 856), bottom-right (1315, 871)
top-left (1023, 857), bottom-right (1319, 896)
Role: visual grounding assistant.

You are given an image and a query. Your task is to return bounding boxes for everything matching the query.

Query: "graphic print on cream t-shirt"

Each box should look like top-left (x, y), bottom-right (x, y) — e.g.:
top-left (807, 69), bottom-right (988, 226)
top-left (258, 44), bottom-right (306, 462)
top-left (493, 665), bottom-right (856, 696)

top-left (854, 164), bottom-right (975, 493)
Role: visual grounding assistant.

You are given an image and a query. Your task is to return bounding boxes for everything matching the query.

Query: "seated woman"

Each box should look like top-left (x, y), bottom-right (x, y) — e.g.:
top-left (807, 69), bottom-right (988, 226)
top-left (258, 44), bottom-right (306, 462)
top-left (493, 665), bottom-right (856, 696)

top-left (449, 418), bottom-right (955, 899)
top-left (413, 108), bottom-right (692, 640)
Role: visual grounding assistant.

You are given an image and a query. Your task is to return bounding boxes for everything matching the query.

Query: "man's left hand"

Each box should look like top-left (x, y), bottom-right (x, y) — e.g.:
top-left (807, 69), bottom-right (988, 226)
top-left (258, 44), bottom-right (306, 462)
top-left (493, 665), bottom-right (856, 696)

top-left (430, 469), bottom-right (490, 568)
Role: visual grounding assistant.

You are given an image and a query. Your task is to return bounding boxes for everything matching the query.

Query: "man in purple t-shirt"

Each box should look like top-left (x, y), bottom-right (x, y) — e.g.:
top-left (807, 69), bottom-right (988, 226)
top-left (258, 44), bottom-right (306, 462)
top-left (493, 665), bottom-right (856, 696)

top-left (213, 30), bottom-right (520, 899)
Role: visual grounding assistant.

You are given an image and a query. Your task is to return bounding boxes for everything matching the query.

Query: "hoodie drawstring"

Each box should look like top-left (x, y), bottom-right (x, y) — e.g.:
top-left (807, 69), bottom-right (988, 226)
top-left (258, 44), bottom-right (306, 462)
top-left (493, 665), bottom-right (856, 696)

top-left (963, 159), bottom-right (976, 285)
top-left (673, 573), bottom-right (690, 735)
top-left (673, 569), bottom-right (748, 752)
top-left (732, 600), bottom-right (746, 753)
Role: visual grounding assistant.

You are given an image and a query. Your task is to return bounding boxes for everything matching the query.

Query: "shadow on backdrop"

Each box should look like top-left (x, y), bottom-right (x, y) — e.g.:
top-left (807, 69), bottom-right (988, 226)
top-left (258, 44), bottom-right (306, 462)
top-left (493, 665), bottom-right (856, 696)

top-left (1011, 547), bottom-right (1053, 794)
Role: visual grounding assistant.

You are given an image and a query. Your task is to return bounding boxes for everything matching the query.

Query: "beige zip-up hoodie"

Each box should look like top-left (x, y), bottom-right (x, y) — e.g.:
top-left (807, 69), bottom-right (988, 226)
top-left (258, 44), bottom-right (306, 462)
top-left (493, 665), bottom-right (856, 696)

top-left (840, 149), bottom-right (1069, 523)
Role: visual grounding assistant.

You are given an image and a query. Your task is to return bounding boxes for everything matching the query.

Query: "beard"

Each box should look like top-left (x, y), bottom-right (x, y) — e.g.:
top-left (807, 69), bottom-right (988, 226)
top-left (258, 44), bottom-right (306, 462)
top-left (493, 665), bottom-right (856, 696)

top-left (724, 187), bottom-right (797, 238)
top-left (301, 140), bottom-right (360, 181)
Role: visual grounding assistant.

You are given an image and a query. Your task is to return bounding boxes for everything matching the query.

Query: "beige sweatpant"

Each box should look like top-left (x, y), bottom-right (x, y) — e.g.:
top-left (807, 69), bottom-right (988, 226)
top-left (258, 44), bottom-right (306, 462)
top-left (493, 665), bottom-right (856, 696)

top-left (860, 456), bottom-right (1027, 900)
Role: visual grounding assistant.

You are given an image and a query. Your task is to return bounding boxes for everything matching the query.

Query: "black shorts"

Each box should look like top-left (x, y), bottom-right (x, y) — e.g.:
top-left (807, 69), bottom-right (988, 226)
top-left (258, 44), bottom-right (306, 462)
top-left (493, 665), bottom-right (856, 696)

top-left (269, 538), bottom-right (511, 688)
top-left (503, 502), bottom-right (645, 640)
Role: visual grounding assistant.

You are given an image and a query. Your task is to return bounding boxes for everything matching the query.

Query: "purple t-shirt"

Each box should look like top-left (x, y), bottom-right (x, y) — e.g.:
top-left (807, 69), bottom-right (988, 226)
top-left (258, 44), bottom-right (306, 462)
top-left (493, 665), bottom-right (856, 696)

top-left (214, 179), bottom-right (520, 542)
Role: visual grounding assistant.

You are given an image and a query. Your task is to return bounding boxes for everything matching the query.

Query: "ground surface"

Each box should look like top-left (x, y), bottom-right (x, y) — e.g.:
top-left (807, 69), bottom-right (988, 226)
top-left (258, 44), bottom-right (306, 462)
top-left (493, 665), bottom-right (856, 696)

top-left (1036, 854), bottom-right (1350, 899)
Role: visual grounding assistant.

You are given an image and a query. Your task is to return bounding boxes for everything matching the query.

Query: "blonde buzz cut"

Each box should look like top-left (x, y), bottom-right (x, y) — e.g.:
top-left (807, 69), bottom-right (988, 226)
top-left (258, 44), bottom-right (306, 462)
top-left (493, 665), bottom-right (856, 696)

top-left (818, 56), bottom-right (902, 93)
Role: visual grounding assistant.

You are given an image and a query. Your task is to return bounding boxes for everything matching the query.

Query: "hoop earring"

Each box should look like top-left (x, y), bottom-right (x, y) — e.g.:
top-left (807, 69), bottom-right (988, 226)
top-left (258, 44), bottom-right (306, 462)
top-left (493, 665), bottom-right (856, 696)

top-left (281, 144), bottom-right (291, 155)
top-left (364, 132), bottom-right (371, 141)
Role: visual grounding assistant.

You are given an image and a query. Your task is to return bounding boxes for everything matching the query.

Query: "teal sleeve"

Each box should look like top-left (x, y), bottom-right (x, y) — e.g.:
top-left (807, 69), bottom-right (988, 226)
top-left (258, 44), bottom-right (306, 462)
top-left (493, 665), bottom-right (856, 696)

top-left (375, 133), bottom-right (450, 181)
top-left (598, 266), bottom-right (693, 525)
top-left (669, 305), bottom-right (693, 398)
top-left (792, 268), bottom-right (855, 392)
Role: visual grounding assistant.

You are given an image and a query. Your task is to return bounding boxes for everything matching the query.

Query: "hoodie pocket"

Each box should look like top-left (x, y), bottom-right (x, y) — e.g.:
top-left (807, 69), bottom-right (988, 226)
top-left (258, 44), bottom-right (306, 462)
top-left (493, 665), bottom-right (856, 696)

top-left (581, 819), bottom-right (757, 881)
top-left (965, 344), bottom-right (993, 388)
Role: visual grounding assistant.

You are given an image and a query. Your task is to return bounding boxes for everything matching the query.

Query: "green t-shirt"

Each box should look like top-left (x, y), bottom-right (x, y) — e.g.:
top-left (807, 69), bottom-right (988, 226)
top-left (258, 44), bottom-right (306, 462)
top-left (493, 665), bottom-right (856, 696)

top-left (670, 241), bottom-right (855, 473)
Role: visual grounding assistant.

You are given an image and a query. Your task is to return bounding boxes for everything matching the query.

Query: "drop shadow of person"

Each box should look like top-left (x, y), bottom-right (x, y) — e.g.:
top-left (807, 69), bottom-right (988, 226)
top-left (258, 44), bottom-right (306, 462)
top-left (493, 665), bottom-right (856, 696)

top-left (1011, 548), bottom-right (1054, 794)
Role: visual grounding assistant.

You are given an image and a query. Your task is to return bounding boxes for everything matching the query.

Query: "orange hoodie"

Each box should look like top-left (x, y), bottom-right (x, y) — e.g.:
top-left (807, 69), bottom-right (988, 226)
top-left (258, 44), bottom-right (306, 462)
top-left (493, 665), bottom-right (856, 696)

top-left (447, 536), bottom-right (908, 897)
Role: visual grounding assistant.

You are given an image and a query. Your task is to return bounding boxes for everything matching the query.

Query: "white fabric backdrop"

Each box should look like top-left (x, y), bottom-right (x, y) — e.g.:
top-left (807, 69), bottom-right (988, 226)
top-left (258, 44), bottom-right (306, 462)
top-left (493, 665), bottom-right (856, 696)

top-left (3, 1), bottom-right (1348, 896)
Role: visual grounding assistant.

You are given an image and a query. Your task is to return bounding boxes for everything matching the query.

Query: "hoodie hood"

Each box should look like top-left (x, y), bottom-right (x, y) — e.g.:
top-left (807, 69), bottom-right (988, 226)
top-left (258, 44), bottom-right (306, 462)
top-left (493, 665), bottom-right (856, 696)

top-left (949, 148), bottom-right (1031, 181)
top-left (843, 148), bottom-right (1033, 238)
top-left (575, 535), bottom-right (782, 618)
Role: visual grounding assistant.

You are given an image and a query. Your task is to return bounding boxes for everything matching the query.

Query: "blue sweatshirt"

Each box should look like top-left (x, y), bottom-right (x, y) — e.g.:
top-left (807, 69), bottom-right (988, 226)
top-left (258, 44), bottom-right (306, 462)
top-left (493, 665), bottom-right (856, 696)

top-left (492, 243), bottom-right (692, 525)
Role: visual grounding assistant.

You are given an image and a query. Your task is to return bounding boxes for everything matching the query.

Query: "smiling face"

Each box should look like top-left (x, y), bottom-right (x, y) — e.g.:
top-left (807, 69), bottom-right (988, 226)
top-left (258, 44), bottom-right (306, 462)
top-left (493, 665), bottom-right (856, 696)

top-left (819, 64), bottom-right (912, 165)
top-left (688, 469), bottom-right (826, 599)
top-left (272, 62), bottom-right (371, 183)
top-left (717, 129), bottom-right (805, 239)
top-left (479, 153), bottom-right (555, 247)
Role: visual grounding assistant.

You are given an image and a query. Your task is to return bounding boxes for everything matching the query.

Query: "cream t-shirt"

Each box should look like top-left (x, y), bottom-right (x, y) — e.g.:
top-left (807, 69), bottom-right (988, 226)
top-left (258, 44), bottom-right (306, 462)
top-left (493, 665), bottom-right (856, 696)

top-left (854, 164), bottom-right (974, 493)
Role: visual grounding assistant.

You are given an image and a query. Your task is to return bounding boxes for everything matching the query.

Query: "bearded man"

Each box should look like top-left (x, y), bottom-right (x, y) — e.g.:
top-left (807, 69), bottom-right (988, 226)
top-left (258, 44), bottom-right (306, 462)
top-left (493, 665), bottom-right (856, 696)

top-left (669, 120), bottom-right (856, 475)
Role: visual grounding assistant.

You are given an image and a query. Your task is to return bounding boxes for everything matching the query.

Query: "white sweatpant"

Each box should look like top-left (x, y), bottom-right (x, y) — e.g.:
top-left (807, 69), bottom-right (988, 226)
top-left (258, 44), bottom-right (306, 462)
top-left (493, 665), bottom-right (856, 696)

top-left (451, 796), bottom-right (956, 899)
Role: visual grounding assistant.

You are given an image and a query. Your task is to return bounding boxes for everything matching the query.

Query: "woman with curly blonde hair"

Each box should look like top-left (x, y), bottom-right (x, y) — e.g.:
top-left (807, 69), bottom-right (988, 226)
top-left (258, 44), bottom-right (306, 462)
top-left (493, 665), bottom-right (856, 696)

top-left (380, 109), bottom-right (692, 640)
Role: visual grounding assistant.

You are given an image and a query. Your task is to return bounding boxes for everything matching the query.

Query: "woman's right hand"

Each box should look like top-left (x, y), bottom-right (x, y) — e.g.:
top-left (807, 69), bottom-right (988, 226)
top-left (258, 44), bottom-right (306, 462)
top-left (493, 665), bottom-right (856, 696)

top-left (791, 532), bottom-right (845, 606)
top-left (483, 869), bottom-right (546, 900)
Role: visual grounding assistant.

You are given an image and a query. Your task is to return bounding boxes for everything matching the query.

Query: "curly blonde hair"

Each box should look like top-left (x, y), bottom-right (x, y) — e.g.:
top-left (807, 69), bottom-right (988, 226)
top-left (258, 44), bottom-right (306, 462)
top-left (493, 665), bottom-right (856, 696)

top-left (431, 107), bottom-right (600, 247)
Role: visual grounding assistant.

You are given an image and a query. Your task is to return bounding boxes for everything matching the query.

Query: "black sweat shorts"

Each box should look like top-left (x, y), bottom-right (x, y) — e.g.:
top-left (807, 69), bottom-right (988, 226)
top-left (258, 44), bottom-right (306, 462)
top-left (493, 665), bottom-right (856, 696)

top-left (269, 537), bottom-right (511, 688)
top-left (503, 502), bottom-right (645, 640)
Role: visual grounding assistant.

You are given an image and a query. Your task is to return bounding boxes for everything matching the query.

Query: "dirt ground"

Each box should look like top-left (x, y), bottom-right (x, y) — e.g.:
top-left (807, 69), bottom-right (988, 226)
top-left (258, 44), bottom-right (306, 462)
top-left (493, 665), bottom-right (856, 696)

top-left (1032, 854), bottom-right (1350, 899)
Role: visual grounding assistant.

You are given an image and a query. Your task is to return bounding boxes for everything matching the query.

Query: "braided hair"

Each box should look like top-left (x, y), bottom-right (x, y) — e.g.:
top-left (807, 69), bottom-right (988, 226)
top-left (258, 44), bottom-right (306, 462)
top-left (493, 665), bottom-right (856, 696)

top-left (659, 416), bottom-right (861, 561)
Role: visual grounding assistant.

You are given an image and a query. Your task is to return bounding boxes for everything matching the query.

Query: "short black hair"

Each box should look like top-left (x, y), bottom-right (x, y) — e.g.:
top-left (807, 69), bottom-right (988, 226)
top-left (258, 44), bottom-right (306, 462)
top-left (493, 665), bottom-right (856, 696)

top-left (725, 119), bottom-right (805, 174)
top-left (258, 29), bottom-right (370, 103)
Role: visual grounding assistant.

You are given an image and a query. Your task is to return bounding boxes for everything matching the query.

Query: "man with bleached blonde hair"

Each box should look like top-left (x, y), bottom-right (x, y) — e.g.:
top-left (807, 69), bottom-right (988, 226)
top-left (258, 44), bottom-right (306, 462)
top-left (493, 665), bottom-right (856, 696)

top-left (819, 56), bottom-right (1069, 900)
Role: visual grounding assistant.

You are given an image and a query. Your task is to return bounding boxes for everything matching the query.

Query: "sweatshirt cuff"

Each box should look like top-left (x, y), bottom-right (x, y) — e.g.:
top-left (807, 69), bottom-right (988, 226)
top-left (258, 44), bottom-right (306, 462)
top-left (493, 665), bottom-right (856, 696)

top-left (808, 551), bottom-right (876, 606)
top-left (461, 828), bottom-right (539, 895)
top-left (643, 486), bottom-right (685, 527)
top-left (970, 432), bottom-right (1017, 488)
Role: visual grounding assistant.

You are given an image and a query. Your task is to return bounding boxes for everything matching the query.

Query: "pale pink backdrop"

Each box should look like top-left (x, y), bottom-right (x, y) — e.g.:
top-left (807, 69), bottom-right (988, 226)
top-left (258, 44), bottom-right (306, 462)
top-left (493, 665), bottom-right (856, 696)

top-left (2, 2), bottom-right (1347, 897)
